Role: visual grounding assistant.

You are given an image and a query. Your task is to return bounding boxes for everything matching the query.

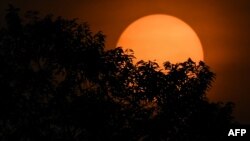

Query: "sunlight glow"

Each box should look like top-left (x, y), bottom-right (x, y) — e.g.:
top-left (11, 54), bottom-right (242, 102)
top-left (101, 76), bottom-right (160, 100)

top-left (117, 14), bottom-right (204, 68)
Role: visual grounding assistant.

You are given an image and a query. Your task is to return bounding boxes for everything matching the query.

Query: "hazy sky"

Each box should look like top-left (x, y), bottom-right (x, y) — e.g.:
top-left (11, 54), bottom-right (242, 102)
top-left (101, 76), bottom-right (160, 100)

top-left (1, 0), bottom-right (250, 123)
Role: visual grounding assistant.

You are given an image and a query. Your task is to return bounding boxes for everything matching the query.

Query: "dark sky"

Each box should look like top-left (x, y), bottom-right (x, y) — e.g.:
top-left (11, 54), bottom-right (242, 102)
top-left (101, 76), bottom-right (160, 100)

top-left (1, 0), bottom-right (250, 124)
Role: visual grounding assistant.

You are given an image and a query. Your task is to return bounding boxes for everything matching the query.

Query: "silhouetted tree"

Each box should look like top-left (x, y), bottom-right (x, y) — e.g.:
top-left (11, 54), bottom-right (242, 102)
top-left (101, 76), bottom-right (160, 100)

top-left (0, 5), bottom-right (234, 141)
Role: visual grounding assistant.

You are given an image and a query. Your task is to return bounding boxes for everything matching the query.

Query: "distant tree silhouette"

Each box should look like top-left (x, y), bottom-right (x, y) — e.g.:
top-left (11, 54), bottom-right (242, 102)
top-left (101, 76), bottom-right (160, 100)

top-left (0, 5), bottom-right (234, 141)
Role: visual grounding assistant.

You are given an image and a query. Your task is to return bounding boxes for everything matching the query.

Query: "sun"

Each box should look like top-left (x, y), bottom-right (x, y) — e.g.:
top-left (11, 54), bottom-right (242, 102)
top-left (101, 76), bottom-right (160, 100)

top-left (117, 14), bottom-right (203, 68)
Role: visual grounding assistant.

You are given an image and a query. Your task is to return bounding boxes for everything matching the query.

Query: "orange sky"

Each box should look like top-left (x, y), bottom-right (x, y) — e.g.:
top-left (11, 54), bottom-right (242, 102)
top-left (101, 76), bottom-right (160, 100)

top-left (1, 0), bottom-right (250, 124)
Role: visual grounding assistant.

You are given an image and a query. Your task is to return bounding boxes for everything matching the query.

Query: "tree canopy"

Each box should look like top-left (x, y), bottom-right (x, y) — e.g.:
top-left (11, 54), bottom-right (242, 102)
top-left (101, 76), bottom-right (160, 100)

top-left (0, 5), bottom-right (234, 141)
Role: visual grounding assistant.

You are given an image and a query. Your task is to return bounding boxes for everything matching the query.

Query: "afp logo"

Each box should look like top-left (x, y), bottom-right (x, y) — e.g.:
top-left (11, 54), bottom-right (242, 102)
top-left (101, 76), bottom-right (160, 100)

top-left (228, 129), bottom-right (246, 136)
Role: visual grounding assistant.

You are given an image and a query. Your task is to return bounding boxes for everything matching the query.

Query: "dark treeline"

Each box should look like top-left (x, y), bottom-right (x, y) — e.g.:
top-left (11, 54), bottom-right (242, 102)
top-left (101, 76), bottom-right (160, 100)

top-left (0, 5), bottom-right (235, 141)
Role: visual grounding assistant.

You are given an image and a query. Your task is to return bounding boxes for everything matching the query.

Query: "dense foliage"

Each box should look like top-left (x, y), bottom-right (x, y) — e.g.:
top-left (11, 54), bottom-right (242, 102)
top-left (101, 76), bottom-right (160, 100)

top-left (0, 5), bottom-right (234, 141)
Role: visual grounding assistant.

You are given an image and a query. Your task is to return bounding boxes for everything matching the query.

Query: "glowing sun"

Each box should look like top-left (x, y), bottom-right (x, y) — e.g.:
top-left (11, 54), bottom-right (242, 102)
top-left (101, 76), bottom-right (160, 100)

top-left (117, 14), bottom-right (203, 67)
